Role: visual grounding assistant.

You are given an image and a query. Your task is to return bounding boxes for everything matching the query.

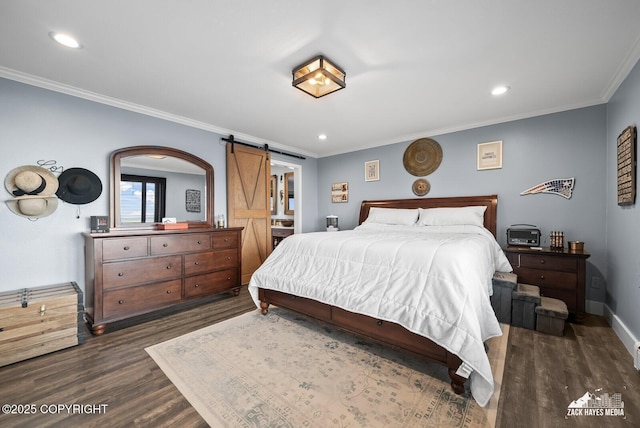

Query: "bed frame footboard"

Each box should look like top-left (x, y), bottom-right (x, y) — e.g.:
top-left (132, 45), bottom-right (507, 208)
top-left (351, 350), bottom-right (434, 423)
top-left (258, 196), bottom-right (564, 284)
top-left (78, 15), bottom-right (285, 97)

top-left (258, 288), bottom-right (467, 395)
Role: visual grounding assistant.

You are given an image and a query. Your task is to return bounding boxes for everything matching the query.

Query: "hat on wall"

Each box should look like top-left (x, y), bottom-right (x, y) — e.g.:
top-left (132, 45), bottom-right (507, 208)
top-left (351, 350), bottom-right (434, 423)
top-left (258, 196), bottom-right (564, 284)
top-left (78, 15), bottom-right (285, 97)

top-left (5, 195), bottom-right (58, 219)
top-left (55, 167), bottom-right (103, 204)
top-left (5, 165), bottom-right (59, 197)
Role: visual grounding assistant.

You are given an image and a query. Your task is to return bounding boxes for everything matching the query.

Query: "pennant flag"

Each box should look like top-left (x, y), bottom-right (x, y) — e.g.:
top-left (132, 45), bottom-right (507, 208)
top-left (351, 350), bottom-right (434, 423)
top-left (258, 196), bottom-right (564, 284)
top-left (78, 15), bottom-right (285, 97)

top-left (520, 177), bottom-right (575, 199)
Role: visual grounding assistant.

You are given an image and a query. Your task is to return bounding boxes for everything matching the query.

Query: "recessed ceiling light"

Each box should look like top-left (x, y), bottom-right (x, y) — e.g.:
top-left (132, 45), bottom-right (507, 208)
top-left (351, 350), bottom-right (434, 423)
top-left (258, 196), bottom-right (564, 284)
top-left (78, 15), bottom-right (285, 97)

top-left (318, 134), bottom-right (327, 140)
top-left (49, 32), bottom-right (82, 49)
top-left (491, 85), bottom-right (510, 96)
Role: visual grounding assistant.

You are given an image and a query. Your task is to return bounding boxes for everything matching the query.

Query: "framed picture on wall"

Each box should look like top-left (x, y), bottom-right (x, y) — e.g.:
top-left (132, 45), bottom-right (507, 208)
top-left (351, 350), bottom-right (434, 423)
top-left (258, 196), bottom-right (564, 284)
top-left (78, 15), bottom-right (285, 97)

top-left (365, 160), bottom-right (380, 181)
top-left (331, 182), bottom-right (348, 203)
top-left (477, 140), bottom-right (503, 170)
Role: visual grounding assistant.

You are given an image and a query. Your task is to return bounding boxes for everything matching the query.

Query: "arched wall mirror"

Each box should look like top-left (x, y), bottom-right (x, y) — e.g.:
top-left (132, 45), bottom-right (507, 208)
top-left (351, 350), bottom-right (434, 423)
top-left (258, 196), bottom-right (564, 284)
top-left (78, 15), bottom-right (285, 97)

top-left (110, 146), bottom-right (214, 229)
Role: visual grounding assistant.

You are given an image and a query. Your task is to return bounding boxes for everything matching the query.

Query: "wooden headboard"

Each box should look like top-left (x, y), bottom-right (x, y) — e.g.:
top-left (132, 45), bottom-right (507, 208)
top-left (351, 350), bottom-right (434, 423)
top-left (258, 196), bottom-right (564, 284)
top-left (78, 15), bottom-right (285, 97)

top-left (358, 194), bottom-right (498, 237)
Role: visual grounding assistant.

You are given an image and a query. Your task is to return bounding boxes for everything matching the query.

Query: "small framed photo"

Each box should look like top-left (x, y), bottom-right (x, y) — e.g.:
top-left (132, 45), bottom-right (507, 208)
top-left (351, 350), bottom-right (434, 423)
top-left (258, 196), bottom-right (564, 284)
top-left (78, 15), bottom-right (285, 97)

top-left (477, 140), bottom-right (503, 170)
top-left (365, 160), bottom-right (380, 181)
top-left (90, 216), bottom-right (110, 233)
top-left (331, 182), bottom-right (349, 203)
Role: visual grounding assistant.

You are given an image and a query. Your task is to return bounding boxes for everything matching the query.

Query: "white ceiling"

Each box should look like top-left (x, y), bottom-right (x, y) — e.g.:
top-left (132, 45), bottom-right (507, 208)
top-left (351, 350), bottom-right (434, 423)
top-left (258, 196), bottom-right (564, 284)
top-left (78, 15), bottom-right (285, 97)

top-left (2, 1), bottom-right (640, 158)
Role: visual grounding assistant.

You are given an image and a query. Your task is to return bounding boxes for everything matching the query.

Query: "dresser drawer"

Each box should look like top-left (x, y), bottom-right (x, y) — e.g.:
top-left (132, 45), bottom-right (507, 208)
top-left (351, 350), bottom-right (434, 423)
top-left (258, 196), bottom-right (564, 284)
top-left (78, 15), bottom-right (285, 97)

top-left (184, 251), bottom-right (216, 275)
top-left (215, 248), bottom-right (239, 269)
top-left (150, 233), bottom-right (211, 255)
top-left (184, 269), bottom-right (238, 298)
top-left (212, 232), bottom-right (238, 250)
top-left (102, 237), bottom-right (148, 261)
top-left (515, 267), bottom-right (577, 290)
top-left (516, 254), bottom-right (577, 272)
top-left (102, 255), bottom-right (182, 289)
top-left (103, 279), bottom-right (182, 319)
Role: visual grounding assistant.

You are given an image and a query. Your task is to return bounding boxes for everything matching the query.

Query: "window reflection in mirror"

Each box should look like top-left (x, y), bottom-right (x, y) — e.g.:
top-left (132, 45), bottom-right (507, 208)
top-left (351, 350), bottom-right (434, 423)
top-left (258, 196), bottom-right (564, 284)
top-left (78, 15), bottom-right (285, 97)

top-left (284, 172), bottom-right (294, 215)
top-left (120, 174), bottom-right (166, 224)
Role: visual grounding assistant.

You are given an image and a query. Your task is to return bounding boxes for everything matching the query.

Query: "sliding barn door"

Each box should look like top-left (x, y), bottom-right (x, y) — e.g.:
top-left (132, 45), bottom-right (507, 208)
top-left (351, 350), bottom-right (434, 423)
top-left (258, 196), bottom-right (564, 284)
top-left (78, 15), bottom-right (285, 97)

top-left (226, 143), bottom-right (272, 284)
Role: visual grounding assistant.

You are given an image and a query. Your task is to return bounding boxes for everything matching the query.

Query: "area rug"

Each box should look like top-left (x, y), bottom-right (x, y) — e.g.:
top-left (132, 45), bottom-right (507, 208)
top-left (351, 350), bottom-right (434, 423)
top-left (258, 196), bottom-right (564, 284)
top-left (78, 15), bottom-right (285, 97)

top-left (146, 309), bottom-right (508, 428)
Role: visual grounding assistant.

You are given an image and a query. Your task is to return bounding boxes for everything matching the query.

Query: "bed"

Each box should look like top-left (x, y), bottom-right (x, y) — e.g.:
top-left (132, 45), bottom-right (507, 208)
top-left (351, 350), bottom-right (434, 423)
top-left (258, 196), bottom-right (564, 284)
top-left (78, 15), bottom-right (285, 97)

top-left (248, 195), bottom-right (512, 406)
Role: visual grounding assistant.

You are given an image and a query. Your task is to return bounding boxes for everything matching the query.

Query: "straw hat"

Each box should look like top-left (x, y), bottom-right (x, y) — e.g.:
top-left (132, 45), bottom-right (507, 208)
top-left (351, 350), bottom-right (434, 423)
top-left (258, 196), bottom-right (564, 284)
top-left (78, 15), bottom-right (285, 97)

top-left (56, 168), bottom-right (103, 204)
top-left (402, 138), bottom-right (443, 177)
top-left (6, 195), bottom-right (58, 218)
top-left (5, 165), bottom-right (58, 197)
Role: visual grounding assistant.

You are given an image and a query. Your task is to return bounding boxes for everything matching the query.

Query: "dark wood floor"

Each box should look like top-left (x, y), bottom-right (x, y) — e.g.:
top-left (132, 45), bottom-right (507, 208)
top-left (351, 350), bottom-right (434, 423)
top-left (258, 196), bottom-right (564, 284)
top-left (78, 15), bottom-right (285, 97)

top-left (1, 287), bottom-right (638, 427)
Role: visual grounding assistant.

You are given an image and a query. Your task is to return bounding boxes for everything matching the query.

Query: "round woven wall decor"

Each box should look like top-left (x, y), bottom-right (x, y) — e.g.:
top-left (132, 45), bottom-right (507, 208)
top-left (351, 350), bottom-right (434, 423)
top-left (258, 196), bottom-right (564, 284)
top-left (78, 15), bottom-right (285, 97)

top-left (412, 178), bottom-right (430, 196)
top-left (403, 138), bottom-right (443, 177)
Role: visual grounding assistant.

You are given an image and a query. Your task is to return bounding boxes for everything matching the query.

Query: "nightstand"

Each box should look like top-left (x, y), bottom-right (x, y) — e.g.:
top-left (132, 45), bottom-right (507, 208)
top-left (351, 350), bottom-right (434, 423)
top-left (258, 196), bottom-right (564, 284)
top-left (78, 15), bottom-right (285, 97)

top-left (503, 246), bottom-right (590, 316)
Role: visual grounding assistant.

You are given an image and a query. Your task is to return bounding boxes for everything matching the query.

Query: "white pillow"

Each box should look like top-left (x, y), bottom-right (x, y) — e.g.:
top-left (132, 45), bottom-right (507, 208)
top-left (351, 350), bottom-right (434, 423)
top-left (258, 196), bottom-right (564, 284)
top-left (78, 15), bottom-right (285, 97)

top-left (365, 207), bottom-right (419, 225)
top-left (418, 206), bottom-right (487, 227)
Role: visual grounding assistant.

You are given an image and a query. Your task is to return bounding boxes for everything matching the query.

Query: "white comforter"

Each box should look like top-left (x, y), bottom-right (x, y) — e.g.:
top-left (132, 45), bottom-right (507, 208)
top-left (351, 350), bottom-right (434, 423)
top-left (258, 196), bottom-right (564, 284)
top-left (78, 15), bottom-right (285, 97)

top-left (248, 223), bottom-right (512, 406)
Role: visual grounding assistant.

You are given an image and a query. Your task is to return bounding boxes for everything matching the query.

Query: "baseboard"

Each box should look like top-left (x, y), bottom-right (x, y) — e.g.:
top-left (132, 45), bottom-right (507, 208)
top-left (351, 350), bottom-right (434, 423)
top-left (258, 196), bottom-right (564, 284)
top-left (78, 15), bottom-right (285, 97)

top-left (603, 304), bottom-right (639, 362)
top-left (585, 299), bottom-right (604, 316)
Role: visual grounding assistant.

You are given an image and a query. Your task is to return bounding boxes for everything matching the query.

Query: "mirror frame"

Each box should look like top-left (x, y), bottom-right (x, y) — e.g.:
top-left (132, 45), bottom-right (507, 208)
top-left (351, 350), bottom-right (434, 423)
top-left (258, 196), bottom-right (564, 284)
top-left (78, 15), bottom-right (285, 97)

top-left (110, 145), bottom-right (214, 229)
top-left (284, 171), bottom-right (294, 215)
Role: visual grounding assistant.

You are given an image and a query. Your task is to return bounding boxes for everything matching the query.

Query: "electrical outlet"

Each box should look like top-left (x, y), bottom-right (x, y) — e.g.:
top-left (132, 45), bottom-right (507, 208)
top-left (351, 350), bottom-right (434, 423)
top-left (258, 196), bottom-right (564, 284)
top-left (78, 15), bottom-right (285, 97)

top-left (591, 277), bottom-right (603, 289)
top-left (635, 342), bottom-right (640, 371)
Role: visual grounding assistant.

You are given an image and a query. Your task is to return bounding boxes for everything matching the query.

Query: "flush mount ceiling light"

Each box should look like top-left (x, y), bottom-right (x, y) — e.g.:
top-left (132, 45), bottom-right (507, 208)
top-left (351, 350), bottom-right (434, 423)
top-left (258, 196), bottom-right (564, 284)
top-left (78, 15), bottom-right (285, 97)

top-left (49, 32), bottom-right (82, 49)
top-left (292, 55), bottom-right (346, 98)
top-left (491, 85), bottom-right (510, 96)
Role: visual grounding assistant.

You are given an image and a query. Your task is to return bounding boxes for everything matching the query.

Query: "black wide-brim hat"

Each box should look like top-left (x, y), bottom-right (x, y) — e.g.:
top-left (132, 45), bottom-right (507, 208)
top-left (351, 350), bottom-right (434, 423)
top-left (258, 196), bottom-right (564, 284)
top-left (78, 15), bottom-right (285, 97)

top-left (56, 168), bottom-right (103, 204)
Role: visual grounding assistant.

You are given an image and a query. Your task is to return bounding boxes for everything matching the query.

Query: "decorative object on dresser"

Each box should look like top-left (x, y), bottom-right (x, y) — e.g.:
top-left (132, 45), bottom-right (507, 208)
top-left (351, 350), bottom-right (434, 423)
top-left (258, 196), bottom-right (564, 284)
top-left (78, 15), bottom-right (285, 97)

top-left (0, 282), bottom-right (85, 367)
top-left (84, 227), bottom-right (243, 335)
top-left (503, 246), bottom-right (590, 316)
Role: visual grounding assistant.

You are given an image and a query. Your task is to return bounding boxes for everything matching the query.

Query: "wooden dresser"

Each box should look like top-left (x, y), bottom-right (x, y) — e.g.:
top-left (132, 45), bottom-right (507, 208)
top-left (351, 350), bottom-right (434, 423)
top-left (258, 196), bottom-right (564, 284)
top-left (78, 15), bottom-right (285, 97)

top-left (503, 246), bottom-right (590, 315)
top-left (84, 227), bottom-right (243, 335)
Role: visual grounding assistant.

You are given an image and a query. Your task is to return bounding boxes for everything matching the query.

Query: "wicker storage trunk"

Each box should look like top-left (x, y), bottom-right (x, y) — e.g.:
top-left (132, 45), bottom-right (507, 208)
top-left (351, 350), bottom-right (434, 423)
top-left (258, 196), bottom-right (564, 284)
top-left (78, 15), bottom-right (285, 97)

top-left (0, 282), bottom-right (85, 367)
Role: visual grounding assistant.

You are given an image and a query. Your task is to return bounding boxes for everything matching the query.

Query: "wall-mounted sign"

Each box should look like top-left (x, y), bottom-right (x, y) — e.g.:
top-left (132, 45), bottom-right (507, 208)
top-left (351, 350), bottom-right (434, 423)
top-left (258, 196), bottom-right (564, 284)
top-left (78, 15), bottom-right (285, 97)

top-left (617, 125), bottom-right (636, 206)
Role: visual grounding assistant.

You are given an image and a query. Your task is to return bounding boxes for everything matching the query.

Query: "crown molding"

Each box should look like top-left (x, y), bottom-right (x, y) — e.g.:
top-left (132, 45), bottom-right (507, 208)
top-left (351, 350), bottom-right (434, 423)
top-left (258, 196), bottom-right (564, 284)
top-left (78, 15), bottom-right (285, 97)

top-left (0, 67), bottom-right (318, 159)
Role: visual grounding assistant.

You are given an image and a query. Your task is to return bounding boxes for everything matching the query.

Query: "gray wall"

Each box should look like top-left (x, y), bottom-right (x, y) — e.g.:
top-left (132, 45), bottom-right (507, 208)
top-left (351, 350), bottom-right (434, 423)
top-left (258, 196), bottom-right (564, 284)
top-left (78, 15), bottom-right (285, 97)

top-left (0, 77), bottom-right (317, 295)
top-left (319, 105), bottom-right (608, 307)
top-left (606, 59), bottom-right (640, 345)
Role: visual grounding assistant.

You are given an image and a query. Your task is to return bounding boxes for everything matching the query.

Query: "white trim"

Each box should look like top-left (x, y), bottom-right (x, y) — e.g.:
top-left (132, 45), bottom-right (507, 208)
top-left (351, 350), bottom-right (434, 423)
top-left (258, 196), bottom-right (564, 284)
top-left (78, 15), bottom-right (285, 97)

top-left (0, 66), bottom-right (319, 158)
top-left (603, 303), bottom-right (640, 367)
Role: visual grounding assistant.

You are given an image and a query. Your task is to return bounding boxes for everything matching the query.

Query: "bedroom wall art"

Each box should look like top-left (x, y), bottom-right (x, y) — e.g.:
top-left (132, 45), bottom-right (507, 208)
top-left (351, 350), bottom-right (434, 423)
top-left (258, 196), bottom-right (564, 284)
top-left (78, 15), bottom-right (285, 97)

top-left (477, 140), bottom-right (503, 170)
top-left (402, 138), bottom-right (442, 176)
top-left (617, 125), bottom-right (636, 206)
top-left (364, 160), bottom-right (379, 181)
top-left (520, 177), bottom-right (575, 199)
top-left (412, 178), bottom-right (430, 196)
top-left (331, 182), bottom-right (348, 203)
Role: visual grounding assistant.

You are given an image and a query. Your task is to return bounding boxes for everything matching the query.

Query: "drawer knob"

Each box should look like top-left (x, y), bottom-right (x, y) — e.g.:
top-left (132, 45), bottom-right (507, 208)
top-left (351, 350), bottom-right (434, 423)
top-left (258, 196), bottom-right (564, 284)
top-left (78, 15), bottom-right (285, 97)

top-left (194, 261), bottom-right (199, 265)
top-left (118, 272), bottom-right (124, 277)
top-left (197, 240), bottom-right (202, 245)
top-left (540, 275), bottom-right (545, 280)
top-left (166, 265), bottom-right (172, 269)
top-left (227, 256), bottom-right (231, 260)
top-left (539, 259), bottom-right (545, 264)
top-left (118, 299), bottom-right (124, 304)
top-left (224, 238), bottom-right (229, 242)
top-left (377, 320), bottom-right (383, 327)
top-left (166, 290), bottom-right (172, 294)
top-left (123, 246), bottom-right (130, 251)
top-left (194, 284), bottom-right (199, 288)
top-left (227, 277), bottom-right (231, 280)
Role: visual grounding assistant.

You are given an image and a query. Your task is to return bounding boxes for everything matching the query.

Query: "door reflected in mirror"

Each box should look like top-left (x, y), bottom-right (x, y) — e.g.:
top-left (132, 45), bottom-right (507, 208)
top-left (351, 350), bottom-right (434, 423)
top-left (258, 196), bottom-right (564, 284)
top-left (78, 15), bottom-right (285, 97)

top-left (284, 172), bottom-right (294, 215)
